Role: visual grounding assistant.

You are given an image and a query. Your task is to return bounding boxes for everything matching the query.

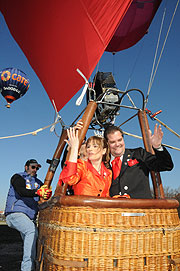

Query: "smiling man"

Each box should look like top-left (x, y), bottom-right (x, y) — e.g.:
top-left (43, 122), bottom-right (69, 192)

top-left (4, 159), bottom-right (52, 271)
top-left (104, 124), bottom-right (174, 199)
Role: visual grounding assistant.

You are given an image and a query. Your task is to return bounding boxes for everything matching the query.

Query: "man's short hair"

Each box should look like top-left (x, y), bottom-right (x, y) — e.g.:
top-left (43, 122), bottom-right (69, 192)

top-left (104, 125), bottom-right (124, 141)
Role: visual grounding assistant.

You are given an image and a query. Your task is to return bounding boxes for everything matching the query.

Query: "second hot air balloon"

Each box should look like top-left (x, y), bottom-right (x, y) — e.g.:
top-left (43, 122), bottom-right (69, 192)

top-left (0, 67), bottom-right (30, 108)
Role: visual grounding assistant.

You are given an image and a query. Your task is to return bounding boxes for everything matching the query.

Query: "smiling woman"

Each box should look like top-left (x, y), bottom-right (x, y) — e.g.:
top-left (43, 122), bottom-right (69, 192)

top-left (58, 127), bottom-right (112, 197)
top-left (86, 136), bottom-right (110, 170)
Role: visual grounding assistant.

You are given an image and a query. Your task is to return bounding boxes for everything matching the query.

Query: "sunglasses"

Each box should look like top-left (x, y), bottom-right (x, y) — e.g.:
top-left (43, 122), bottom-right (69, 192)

top-left (31, 165), bottom-right (39, 170)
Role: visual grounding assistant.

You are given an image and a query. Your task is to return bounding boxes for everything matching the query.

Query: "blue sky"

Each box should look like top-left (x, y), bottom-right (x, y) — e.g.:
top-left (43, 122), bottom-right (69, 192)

top-left (0, 1), bottom-right (180, 210)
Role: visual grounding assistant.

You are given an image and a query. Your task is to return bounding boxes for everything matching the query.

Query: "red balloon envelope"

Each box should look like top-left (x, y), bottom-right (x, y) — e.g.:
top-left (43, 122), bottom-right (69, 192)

top-left (106, 0), bottom-right (162, 52)
top-left (0, 0), bottom-right (133, 112)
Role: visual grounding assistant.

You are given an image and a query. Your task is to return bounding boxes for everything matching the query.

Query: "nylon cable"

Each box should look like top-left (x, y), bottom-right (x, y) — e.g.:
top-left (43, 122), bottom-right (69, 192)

top-left (144, 0), bottom-right (180, 108)
top-left (0, 119), bottom-right (62, 140)
top-left (145, 7), bottom-right (166, 108)
top-left (124, 39), bottom-right (145, 108)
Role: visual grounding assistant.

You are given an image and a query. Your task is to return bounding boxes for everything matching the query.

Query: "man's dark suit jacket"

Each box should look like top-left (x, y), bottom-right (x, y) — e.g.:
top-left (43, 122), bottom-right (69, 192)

top-left (110, 147), bottom-right (173, 199)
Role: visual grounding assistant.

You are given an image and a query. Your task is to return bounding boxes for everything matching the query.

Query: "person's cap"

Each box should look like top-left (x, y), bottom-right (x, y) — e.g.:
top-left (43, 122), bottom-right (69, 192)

top-left (25, 159), bottom-right (41, 168)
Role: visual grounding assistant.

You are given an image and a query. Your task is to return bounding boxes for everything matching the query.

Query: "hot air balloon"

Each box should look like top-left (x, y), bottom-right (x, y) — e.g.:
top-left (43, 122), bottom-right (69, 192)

top-left (0, 67), bottom-right (30, 108)
top-left (106, 0), bottom-right (162, 52)
top-left (0, 0), bottom-right (133, 112)
top-left (1, 1), bottom-right (180, 271)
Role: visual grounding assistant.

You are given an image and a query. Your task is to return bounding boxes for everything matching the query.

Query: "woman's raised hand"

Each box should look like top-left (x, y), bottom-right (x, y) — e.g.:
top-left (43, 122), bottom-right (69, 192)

top-left (65, 127), bottom-right (79, 148)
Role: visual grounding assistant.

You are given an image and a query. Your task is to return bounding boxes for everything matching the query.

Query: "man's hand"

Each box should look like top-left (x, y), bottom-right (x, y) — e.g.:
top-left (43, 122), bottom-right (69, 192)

top-left (148, 123), bottom-right (163, 149)
top-left (43, 188), bottom-right (52, 200)
top-left (36, 185), bottom-right (52, 200)
top-left (36, 185), bottom-right (47, 197)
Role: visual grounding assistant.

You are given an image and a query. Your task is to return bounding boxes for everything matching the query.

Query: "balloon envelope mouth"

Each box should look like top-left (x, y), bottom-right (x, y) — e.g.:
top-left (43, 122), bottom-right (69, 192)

top-left (5, 95), bottom-right (16, 103)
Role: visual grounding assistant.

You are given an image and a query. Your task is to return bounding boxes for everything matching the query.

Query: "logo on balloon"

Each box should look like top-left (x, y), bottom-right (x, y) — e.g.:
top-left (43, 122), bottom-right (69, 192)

top-left (1, 70), bottom-right (29, 88)
top-left (1, 70), bottom-right (11, 81)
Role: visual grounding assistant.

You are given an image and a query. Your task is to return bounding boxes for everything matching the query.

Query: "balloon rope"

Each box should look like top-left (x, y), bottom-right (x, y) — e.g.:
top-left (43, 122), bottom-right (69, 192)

top-left (123, 131), bottom-right (180, 151)
top-left (124, 41), bottom-right (145, 108)
top-left (0, 119), bottom-right (62, 140)
top-left (144, 7), bottom-right (166, 108)
top-left (153, 116), bottom-right (180, 138)
top-left (1, 119), bottom-right (179, 151)
top-left (124, 40), bottom-right (144, 92)
top-left (145, 0), bottom-right (180, 108)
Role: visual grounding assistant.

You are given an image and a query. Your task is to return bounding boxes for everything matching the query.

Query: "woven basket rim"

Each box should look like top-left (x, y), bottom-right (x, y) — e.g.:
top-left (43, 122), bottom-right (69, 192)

top-left (39, 196), bottom-right (179, 210)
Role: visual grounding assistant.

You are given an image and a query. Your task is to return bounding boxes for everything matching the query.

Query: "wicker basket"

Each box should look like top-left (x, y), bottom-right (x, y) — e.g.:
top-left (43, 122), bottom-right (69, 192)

top-left (37, 199), bottom-right (180, 271)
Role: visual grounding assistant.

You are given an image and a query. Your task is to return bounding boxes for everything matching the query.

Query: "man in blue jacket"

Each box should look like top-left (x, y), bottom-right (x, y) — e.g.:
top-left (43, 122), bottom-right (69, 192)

top-left (5, 159), bottom-right (52, 271)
